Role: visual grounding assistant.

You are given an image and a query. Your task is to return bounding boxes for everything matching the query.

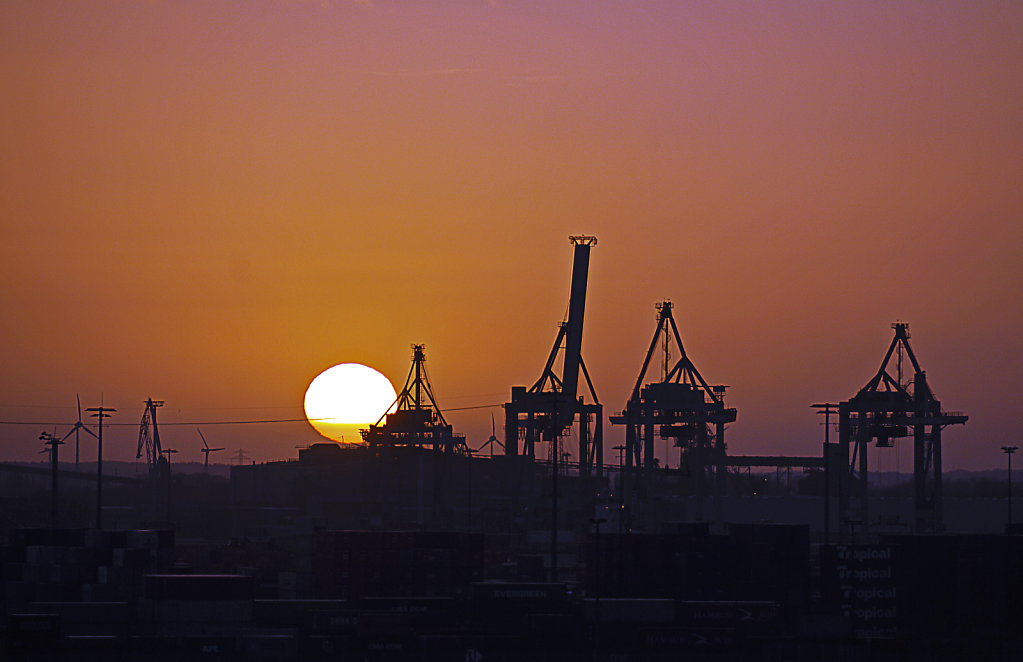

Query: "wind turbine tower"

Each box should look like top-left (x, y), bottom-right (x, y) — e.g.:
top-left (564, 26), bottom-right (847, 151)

top-left (197, 428), bottom-right (225, 474)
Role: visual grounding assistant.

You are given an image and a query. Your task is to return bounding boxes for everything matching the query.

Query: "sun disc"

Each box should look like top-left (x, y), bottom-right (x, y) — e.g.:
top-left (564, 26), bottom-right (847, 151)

top-left (304, 363), bottom-right (398, 442)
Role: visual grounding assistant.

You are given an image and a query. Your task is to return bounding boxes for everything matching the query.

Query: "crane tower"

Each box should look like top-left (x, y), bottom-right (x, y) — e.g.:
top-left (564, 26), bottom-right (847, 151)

top-left (503, 235), bottom-right (603, 478)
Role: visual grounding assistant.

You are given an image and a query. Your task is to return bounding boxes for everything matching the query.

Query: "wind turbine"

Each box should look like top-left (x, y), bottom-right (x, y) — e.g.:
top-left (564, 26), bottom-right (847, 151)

top-left (197, 428), bottom-right (225, 474)
top-left (60, 395), bottom-right (98, 472)
top-left (476, 412), bottom-right (504, 458)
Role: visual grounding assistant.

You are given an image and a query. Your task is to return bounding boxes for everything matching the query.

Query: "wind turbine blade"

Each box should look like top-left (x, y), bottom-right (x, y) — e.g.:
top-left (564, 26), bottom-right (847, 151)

top-left (60, 429), bottom-right (76, 442)
top-left (81, 424), bottom-right (99, 439)
top-left (197, 428), bottom-right (209, 450)
top-left (77, 394), bottom-right (82, 421)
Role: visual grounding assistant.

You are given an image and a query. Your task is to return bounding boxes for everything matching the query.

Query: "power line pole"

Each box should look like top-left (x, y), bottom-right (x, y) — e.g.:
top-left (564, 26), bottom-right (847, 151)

top-left (86, 405), bottom-right (116, 529)
top-left (40, 431), bottom-right (63, 528)
top-left (813, 403), bottom-right (838, 543)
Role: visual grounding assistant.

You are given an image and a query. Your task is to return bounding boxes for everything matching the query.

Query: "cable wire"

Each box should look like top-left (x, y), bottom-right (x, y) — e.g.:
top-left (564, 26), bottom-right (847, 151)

top-left (0, 402), bottom-right (504, 428)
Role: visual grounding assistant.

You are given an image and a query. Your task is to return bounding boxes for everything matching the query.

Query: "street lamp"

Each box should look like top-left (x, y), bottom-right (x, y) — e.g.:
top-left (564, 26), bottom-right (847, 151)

top-left (1002, 446), bottom-right (1017, 531)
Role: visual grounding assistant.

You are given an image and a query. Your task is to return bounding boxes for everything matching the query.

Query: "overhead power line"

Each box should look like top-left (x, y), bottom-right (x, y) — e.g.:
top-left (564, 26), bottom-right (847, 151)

top-left (0, 403), bottom-right (503, 429)
top-left (1, 418), bottom-right (325, 427)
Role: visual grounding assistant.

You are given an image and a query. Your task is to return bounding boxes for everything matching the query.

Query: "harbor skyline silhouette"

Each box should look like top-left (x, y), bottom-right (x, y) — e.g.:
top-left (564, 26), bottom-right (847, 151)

top-left (2, 3), bottom-right (1022, 658)
top-left (2, 3), bottom-right (1020, 470)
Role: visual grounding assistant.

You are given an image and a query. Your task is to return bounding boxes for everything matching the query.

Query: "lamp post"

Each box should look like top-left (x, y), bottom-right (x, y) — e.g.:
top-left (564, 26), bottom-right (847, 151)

top-left (1002, 446), bottom-right (1017, 530)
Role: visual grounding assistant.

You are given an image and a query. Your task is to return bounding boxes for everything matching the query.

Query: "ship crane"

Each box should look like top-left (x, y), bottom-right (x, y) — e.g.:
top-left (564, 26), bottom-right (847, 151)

top-left (362, 344), bottom-right (468, 454)
top-left (502, 235), bottom-right (602, 583)
top-left (503, 235), bottom-right (603, 478)
top-left (836, 322), bottom-right (967, 536)
top-left (610, 301), bottom-right (736, 523)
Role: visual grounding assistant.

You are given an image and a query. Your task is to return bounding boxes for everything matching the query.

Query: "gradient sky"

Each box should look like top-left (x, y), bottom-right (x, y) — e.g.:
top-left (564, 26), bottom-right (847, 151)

top-left (2, 1), bottom-right (1021, 471)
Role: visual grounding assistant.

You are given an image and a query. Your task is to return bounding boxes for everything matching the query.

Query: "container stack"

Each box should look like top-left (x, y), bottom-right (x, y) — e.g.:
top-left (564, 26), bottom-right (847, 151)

top-left (137, 574), bottom-right (255, 636)
top-left (2, 528), bottom-right (171, 610)
top-left (84, 529), bottom-right (175, 601)
top-left (311, 530), bottom-right (483, 598)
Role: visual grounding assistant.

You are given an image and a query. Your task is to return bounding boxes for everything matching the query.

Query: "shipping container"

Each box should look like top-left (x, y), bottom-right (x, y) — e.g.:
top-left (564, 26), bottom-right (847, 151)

top-left (143, 574), bottom-right (254, 601)
top-left (253, 599), bottom-right (348, 628)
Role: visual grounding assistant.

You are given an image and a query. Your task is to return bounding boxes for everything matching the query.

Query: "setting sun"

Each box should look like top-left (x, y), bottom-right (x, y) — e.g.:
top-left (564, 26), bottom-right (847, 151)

top-left (303, 363), bottom-right (398, 443)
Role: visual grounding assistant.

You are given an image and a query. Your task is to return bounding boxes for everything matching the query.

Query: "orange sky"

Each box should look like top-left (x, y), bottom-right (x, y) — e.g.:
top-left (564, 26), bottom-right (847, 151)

top-left (2, 1), bottom-right (1021, 470)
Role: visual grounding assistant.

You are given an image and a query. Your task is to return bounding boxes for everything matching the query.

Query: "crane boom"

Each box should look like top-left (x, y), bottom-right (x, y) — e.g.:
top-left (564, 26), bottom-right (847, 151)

top-left (559, 235), bottom-right (596, 428)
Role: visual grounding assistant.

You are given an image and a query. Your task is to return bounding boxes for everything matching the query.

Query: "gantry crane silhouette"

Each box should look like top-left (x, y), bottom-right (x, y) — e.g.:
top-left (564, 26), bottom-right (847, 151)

top-left (610, 300), bottom-right (736, 524)
top-left (362, 344), bottom-right (468, 454)
top-left (837, 323), bottom-right (967, 536)
top-left (503, 236), bottom-right (603, 478)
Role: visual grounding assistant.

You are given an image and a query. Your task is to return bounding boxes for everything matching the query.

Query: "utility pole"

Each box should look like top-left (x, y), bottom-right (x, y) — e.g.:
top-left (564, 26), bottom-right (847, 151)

top-left (612, 444), bottom-right (627, 534)
top-left (86, 405), bottom-right (116, 529)
top-left (1002, 446), bottom-right (1017, 531)
top-left (813, 403), bottom-right (839, 543)
top-left (40, 431), bottom-right (63, 528)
